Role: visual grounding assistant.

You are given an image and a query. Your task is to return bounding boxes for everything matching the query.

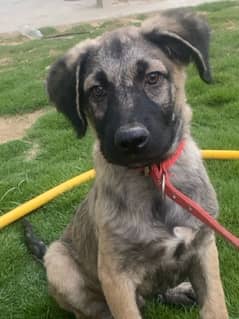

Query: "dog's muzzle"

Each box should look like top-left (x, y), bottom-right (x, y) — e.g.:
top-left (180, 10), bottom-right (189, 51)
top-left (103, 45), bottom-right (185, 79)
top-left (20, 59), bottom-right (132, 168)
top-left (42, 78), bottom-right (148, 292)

top-left (114, 124), bottom-right (150, 153)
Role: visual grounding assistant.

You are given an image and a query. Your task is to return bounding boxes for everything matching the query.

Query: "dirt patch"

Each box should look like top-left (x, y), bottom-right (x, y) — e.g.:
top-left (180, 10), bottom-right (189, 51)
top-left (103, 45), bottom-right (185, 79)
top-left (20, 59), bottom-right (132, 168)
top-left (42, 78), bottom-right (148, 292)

top-left (49, 49), bottom-right (62, 57)
top-left (224, 20), bottom-right (238, 30)
top-left (0, 57), bottom-right (12, 66)
top-left (0, 109), bottom-right (46, 144)
top-left (25, 142), bottom-right (40, 160)
top-left (0, 33), bottom-right (27, 46)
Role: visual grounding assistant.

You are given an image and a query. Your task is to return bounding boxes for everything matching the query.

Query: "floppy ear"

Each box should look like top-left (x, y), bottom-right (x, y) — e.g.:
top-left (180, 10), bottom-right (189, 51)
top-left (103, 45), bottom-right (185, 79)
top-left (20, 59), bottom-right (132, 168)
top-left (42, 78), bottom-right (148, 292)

top-left (47, 40), bottom-right (97, 137)
top-left (142, 10), bottom-right (212, 83)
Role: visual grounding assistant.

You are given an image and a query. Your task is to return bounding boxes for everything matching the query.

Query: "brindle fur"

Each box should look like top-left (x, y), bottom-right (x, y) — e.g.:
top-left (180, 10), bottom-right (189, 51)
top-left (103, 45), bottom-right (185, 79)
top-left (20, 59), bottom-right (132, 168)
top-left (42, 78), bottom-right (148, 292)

top-left (42, 9), bottom-right (228, 319)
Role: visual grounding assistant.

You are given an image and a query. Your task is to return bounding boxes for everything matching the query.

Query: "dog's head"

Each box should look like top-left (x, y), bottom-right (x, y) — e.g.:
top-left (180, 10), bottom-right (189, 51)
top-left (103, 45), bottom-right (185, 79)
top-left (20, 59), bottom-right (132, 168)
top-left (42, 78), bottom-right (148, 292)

top-left (47, 10), bottom-right (212, 168)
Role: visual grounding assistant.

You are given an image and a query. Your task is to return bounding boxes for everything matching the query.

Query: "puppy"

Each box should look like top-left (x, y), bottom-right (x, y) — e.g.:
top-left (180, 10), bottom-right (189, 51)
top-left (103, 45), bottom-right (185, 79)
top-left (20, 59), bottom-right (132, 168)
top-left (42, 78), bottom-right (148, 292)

top-left (26, 9), bottom-right (228, 319)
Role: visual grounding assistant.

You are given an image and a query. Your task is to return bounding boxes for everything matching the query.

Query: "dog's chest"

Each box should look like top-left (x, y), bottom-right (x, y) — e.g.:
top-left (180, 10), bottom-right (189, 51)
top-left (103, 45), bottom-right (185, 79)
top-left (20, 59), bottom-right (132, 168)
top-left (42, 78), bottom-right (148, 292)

top-left (95, 168), bottom-right (203, 291)
top-left (109, 207), bottom-right (194, 295)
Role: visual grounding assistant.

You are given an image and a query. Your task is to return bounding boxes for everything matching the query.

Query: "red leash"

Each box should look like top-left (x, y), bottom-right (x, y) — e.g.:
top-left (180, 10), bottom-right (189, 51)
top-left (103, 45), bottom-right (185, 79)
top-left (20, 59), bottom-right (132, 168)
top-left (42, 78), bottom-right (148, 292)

top-left (149, 141), bottom-right (239, 249)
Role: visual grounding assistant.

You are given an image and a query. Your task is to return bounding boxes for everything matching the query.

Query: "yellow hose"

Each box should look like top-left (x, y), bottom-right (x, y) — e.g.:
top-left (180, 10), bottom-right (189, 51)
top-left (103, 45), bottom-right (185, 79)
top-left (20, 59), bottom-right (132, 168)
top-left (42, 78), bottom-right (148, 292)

top-left (0, 150), bottom-right (238, 230)
top-left (0, 169), bottom-right (95, 230)
top-left (201, 150), bottom-right (239, 160)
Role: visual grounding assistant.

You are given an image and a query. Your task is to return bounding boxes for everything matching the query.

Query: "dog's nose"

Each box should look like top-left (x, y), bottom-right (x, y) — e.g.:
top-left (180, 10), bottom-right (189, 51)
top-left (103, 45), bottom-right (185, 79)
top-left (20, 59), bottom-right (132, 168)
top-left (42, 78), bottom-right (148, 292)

top-left (114, 125), bottom-right (149, 152)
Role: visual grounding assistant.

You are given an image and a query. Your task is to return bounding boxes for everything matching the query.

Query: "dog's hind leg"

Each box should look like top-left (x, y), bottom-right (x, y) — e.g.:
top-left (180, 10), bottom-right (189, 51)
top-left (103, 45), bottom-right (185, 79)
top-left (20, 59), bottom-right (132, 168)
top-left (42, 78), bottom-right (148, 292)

top-left (45, 241), bottom-right (86, 314)
top-left (23, 220), bottom-right (112, 319)
top-left (189, 237), bottom-right (228, 319)
top-left (45, 241), bottom-right (112, 319)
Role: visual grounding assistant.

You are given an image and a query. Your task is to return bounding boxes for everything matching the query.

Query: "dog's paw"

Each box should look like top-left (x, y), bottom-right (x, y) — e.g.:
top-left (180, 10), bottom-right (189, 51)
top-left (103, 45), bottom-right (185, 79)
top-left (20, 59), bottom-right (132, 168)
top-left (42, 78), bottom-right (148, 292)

top-left (158, 282), bottom-right (197, 307)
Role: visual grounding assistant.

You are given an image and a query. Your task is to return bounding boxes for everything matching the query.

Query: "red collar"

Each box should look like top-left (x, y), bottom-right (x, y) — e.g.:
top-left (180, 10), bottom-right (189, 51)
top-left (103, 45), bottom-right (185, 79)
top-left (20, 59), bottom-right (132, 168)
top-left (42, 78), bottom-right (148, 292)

top-left (149, 140), bottom-right (239, 249)
top-left (151, 139), bottom-right (185, 178)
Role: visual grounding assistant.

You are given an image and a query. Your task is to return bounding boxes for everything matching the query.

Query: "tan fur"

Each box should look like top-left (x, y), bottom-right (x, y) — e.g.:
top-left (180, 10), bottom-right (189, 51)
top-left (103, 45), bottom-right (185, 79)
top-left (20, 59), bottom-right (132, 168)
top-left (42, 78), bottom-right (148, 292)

top-left (191, 238), bottom-right (228, 319)
top-left (173, 65), bottom-right (192, 132)
top-left (44, 241), bottom-right (85, 314)
top-left (142, 13), bottom-right (188, 36)
top-left (98, 229), bottom-right (142, 319)
top-left (65, 38), bottom-right (100, 68)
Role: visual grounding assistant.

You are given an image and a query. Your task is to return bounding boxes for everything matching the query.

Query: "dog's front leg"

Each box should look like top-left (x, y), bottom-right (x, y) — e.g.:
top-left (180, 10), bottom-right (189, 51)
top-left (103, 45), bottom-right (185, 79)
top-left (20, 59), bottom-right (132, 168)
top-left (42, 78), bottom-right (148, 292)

top-left (98, 233), bottom-right (142, 319)
top-left (189, 236), bottom-right (228, 319)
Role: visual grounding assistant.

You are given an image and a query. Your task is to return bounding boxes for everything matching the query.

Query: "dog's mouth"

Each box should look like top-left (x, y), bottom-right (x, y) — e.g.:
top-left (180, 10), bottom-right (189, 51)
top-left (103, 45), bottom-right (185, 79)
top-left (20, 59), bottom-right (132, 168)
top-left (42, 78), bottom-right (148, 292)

top-left (100, 139), bottom-right (175, 169)
top-left (126, 157), bottom-right (161, 169)
top-left (105, 152), bottom-right (168, 169)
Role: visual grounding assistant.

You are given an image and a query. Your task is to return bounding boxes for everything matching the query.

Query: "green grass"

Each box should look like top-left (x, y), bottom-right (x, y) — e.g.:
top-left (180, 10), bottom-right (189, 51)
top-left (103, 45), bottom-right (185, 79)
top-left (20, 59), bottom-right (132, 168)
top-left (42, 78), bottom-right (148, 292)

top-left (0, 1), bottom-right (239, 318)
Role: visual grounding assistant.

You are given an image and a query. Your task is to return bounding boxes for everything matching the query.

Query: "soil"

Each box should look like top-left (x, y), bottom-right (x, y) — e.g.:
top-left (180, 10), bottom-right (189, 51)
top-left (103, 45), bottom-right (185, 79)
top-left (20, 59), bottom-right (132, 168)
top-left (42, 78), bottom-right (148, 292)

top-left (0, 57), bottom-right (12, 66)
top-left (0, 109), bottom-right (46, 144)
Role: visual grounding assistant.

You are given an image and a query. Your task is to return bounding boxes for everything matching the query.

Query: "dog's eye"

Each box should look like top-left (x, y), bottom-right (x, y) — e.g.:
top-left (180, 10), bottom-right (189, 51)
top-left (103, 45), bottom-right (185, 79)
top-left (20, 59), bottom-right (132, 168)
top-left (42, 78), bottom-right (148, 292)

top-left (91, 86), bottom-right (106, 99)
top-left (145, 72), bottom-right (161, 85)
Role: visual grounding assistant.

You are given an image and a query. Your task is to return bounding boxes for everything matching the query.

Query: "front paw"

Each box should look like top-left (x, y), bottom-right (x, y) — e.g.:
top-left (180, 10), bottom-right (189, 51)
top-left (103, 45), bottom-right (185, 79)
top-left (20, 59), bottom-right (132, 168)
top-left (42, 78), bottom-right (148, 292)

top-left (201, 306), bottom-right (228, 319)
top-left (158, 282), bottom-right (197, 307)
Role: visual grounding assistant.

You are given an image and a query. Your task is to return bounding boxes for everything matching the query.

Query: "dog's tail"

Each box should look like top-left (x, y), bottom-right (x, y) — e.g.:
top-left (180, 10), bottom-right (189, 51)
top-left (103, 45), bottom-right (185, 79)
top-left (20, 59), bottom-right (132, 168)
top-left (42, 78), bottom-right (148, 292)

top-left (22, 219), bottom-right (47, 263)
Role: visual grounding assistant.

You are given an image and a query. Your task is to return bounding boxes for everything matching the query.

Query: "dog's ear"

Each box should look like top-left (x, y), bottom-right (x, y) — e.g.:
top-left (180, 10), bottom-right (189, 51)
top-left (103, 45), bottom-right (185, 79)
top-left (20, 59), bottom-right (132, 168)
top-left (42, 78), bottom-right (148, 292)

top-left (47, 40), bottom-right (97, 137)
top-left (142, 10), bottom-right (212, 83)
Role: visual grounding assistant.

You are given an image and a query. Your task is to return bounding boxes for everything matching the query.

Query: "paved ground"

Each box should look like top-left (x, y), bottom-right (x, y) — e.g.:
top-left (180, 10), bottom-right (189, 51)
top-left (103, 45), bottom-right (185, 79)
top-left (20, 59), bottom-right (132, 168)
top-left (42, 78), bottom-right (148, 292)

top-left (0, 0), bottom-right (222, 34)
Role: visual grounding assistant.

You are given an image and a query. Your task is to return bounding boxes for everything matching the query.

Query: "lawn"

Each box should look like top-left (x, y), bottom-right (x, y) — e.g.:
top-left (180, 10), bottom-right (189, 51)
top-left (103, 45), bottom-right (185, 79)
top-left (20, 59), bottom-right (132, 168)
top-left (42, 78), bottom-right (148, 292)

top-left (0, 1), bottom-right (239, 318)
